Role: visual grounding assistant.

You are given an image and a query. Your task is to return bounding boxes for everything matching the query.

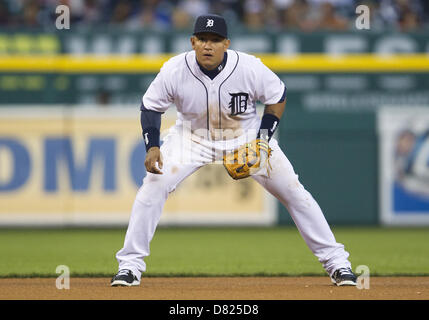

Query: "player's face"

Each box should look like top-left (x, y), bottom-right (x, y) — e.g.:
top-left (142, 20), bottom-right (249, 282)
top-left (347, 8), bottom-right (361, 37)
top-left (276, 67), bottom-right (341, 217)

top-left (191, 33), bottom-right (230, 70)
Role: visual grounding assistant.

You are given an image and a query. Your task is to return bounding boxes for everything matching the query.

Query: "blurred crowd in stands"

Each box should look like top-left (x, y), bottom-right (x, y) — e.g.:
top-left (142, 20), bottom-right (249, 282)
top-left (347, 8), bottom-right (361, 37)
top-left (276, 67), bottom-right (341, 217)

top-left (0, 0), bottom-right (428, 32)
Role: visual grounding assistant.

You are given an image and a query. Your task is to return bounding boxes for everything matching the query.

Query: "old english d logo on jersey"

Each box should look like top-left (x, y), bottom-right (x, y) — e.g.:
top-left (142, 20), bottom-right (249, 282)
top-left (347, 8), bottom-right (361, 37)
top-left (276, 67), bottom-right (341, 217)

top-left (228, 92), bottom-right (248, 116)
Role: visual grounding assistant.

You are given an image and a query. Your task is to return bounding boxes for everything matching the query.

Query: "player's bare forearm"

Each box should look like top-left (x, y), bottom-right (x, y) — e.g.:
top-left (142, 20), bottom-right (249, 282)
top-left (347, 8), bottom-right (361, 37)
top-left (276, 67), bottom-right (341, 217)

top-left (264, 98), bottom-right (286, 120)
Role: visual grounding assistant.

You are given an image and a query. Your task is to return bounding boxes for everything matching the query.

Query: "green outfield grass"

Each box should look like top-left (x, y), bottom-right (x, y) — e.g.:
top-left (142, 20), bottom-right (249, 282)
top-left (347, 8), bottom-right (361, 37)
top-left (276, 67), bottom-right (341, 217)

top-left (0, 227), bottom-right (428, 278)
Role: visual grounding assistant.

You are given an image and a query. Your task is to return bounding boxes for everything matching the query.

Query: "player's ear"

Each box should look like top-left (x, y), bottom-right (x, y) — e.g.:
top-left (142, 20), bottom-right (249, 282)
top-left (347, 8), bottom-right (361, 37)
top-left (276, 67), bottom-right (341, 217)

top-left (190, 36), bottom-right (196, 49)
top-left (224, 39), bottom-right (230, 50)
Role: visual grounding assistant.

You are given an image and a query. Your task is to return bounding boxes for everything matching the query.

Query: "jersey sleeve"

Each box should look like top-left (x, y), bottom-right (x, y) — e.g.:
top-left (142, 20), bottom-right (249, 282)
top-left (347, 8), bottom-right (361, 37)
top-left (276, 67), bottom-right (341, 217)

top-left (254, 57), bottom-right (286, 105)
top-left (141, 60), bottom-right (175, 113)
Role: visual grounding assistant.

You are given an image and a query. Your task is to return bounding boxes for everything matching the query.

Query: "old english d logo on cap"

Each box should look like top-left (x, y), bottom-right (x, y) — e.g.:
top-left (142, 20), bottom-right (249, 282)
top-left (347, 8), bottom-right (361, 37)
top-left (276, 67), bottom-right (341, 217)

top-left (193, 14), bottom-right (228, 39)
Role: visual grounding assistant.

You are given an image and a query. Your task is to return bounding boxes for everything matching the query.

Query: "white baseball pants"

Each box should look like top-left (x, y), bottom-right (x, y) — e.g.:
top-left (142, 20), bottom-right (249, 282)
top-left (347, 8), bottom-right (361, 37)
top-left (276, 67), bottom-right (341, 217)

top-left (115, 126), bottom-right (351, 280)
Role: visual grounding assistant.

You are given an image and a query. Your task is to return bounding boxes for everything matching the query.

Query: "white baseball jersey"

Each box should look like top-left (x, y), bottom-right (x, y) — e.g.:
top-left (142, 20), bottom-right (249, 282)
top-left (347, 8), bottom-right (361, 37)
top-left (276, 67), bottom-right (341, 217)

top-left (142, 49), bottom-right (285, 140)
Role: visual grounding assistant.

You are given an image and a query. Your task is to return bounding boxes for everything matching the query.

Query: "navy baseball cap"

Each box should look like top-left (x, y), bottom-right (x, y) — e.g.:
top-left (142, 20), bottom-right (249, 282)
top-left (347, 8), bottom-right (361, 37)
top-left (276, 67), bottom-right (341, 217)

top-left (193, 14), bottom-right (228, 39)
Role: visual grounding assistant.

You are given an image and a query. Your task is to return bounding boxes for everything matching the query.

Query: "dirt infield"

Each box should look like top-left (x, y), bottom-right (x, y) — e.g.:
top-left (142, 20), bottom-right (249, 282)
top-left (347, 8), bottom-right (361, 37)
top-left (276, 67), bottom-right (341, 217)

top-left (0, 277), bottom-right (428, 300)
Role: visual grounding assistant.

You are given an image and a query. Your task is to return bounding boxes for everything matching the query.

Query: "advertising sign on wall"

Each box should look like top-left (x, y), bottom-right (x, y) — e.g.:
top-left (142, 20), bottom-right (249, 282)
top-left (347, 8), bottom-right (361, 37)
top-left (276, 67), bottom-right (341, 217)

top-left (378, 107), bottom-right (429, 225)
top-left (0, 107), bottom-right (275, 226)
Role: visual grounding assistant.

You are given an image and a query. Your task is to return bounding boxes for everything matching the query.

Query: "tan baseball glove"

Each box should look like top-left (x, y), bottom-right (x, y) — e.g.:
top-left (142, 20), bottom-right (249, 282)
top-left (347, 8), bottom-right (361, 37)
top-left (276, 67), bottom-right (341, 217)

top-left (223, 139), bottom-right (272, 180)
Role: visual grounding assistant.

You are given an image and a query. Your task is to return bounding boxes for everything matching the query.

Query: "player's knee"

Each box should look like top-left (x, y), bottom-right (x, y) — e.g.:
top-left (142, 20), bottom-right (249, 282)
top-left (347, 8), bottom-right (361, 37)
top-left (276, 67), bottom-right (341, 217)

top-left (137, 176), bottom-right (177, 203)
top-left (136, 186), bottom-right (168, 207)
top-left (281, 178), bottom-right (311, 200)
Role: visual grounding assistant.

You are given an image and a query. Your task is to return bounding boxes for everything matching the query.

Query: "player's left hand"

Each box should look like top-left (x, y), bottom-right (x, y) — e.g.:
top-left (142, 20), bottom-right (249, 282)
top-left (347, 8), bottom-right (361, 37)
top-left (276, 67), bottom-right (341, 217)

top-left (223, 138), bottom-right (272, 180)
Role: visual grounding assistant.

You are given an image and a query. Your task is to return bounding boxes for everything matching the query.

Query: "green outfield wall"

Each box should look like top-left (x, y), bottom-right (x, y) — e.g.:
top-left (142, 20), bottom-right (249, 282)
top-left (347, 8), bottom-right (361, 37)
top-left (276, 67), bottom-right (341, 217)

top-left (0, 29), bottom-right (428, 55)
top-left (277, 109), bottom-right (378, 225)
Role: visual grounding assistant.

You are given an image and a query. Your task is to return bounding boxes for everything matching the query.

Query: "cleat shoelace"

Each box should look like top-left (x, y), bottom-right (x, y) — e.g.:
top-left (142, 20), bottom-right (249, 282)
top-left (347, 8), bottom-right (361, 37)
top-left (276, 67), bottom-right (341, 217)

top-left (116, 269), bottom-right (131, 277)
top-left (337, 268), bottom-right (353, 276)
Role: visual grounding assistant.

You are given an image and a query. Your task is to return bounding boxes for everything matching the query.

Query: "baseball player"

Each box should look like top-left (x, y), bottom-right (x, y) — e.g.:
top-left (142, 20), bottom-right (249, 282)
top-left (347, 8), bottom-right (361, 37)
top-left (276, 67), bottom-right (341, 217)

top-left (111, 14), bottom-right (357, 287)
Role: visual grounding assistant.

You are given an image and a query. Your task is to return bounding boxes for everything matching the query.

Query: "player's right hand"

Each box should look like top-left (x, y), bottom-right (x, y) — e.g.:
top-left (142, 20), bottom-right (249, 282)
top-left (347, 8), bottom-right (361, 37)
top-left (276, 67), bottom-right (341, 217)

top-left (145, 147), bottom-right (163, 174)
